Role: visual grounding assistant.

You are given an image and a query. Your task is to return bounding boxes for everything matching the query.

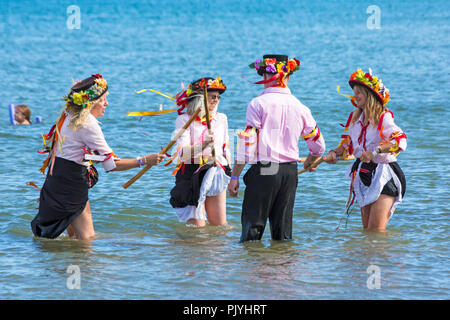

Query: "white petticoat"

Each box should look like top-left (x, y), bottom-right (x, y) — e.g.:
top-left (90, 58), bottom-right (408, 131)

top-left (346, 162), bottom-right (403, 218)
top-left (175, 166), bottom-right (231, 222)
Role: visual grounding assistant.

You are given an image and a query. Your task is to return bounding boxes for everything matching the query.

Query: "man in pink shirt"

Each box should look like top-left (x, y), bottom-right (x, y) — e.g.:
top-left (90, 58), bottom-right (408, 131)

top-left (228, 54), bottom-right (326, 242)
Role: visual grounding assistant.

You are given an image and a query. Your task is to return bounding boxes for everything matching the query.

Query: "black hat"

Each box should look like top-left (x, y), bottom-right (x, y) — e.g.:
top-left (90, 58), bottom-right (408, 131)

top-left (65, 74), bottom-right (108, 109)
top-left (257, 54), bottom-right (288, 75)
top-left (187, 77), bottom-right (226, 97)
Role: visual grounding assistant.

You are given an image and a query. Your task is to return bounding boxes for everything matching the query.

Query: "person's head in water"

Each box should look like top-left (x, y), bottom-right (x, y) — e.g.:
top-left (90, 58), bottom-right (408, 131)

top-left (14, 104), bottom-right (32, 125)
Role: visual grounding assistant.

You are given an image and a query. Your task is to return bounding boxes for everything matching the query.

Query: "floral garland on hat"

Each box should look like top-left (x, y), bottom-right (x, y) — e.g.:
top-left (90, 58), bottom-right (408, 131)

top-left (248, 57), bottom-right (300, 87)
top-left (64, 74), bottom-right (108, 109)
top-left (250, 57), bottom-right (300, 75)
top-left (185, 77), bottom-right (226, 99)
top-left (349, 68), bottom-right (390, 106)
top-left (176, 77), bottom-right (226, 110)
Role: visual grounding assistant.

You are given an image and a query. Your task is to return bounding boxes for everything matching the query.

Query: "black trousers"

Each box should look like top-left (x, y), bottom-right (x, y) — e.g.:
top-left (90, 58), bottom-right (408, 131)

top-left (240, 162), bottom-right (298, 242)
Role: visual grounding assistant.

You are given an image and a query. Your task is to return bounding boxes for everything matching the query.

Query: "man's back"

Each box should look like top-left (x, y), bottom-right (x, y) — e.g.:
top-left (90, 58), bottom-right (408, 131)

top-left (243, 86), bottom-right (325, 163)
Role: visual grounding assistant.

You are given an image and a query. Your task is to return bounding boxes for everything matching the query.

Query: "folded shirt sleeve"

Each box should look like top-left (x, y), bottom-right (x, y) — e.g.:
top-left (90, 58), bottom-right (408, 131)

top-left (300, 108), bottom-right (326, 157)
top-left (236, 102), bottom-right (260, 163)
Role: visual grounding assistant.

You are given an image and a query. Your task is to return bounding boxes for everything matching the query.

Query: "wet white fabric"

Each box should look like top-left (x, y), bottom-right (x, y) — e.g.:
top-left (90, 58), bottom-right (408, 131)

top-left (175, 166), bottom-right (230, 222)
top-left (346, 162), bottom-right (403, 217)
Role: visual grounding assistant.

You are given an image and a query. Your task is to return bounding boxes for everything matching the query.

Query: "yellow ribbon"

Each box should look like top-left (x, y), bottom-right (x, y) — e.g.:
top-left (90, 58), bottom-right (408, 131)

top-left (302, 127), bottom-right (317, 140)
top-left (127, 109), bottom-right (178, 116)
top-left (237, 127), bottom-right (256, 138)
top-left (135, 89), bottom-right (176, 102)
top-left (337, 85), bottom-right (355, 99)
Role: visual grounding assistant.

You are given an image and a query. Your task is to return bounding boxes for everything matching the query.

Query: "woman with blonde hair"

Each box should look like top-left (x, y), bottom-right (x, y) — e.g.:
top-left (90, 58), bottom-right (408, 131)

top-left (169, 77), bottom-right (231, 227)
top-left (325, 69), bottom-right (407, 231)
top-left (31, 74), bottom-right (165, 240)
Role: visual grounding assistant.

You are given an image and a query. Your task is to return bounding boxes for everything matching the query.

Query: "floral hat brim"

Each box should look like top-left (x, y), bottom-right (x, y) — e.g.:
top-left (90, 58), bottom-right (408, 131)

top-left (348, 68), bottom-right (390, 106)
top-left (175, 77), bottom-right (226, 107)
top-left (186, 77), bottom-right (226, 96)
top-left (249, 55), bottom-right (301, 76)
top-left (64, 74), bottom-right (108, 109)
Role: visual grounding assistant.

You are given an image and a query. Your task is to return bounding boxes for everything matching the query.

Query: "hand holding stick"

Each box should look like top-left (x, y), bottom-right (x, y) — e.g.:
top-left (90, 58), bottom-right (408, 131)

top-left (298, 156), bottom-right (326, 175)
top-left (122, 105), bottom-right (203, 189)
top-left (203, 86), bottom-right (217, 167)
top-left (298, 153), bottom-right (350, 175)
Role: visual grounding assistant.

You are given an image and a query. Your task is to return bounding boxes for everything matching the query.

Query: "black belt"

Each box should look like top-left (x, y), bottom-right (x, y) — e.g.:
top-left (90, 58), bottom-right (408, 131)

top-left (256, 161), bottom-right (297, 166)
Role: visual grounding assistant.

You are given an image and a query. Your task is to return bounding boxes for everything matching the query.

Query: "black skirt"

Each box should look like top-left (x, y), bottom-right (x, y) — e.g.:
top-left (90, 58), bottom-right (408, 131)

top-left (351, 158), bottom-right (406, 198)
top-left (169, 163), bottom-right (231, 208)
top-left (31, 157), bottom-right (91, 239)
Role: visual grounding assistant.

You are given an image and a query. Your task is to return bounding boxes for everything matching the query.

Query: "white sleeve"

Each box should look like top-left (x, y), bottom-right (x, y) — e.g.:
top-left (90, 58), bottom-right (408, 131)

top-left (81, 120), bottom-right (116, 171)
top-left (381, 112), bottom-right (407, 151)
top-left (173, 115), bottom-right (192, 160)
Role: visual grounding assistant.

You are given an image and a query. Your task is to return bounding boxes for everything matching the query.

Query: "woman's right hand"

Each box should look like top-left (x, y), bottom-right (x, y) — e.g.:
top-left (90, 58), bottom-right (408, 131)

top-left (324, 150), bottom-right (338, 164)
top-left (201, 133), bottom-right (215, 150)
top-left (145, 153), bottom-right (166, 166)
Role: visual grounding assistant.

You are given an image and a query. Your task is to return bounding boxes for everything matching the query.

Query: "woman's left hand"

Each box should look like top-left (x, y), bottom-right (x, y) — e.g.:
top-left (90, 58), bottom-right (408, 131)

top-left (360, 150), bottom-right (374, 163)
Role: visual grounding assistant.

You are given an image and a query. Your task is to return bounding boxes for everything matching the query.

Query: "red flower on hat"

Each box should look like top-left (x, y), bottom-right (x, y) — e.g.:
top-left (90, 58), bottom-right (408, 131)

top-left (287, 60), bottom-right (297, 72)
top-left (91, 73), bottom-right (103, 79)
top-left (364, 73), bottom-right (372, 80)
top-left (293, 58), bottom-right (300, 66)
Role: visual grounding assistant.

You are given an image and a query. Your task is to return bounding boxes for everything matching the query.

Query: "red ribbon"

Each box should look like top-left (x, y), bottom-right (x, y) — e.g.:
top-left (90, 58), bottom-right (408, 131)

top-left (254, 72), bottom-right (281, 85)
top-left (358, 121), bottom-right (370, 150)
top-left (377, 110), bottom-right (394, 131)
top-left (340, 111), bottom-right (354, 129)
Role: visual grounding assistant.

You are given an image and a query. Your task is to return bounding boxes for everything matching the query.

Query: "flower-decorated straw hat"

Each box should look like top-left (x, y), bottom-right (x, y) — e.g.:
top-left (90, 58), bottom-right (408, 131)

top-left (348, 68), bottom-right (390, 106)
top-left (64, 74), bottom-right (108, 109)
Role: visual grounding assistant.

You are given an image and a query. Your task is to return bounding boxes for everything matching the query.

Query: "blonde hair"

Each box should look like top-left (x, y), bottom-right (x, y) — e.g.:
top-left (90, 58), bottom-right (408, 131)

top-left (351, 85), bottom-right (386, 127)
top-left (65, 92), bottom-right (108, 130)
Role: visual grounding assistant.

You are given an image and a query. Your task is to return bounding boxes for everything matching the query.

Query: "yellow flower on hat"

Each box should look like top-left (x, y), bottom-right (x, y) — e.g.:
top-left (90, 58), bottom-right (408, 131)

top-left (276, 62), bottom-right (284, 73)
top-left (72, 92), bottom-right (84, 106)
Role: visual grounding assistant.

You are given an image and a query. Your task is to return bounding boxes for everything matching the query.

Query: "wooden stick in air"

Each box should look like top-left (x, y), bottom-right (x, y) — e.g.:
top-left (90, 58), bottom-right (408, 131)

top-left (122, 105), bottom-right (203, 189)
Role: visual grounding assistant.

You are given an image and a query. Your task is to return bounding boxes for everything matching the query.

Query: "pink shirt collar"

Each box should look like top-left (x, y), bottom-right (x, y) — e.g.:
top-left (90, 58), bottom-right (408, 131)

top-left (260, 86), bottom-right (292, 96)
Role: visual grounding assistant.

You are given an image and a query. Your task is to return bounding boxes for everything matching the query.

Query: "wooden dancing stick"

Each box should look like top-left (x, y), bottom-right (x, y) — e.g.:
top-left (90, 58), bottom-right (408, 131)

top-left (203, 86), bottom-right (217, 167)
top-left (122, 105), bottom-right (203, 189)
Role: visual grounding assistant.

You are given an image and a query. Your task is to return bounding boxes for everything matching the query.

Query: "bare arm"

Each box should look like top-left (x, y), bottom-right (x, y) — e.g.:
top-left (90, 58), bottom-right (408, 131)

top-left (227, 162), bottom-right (246, 197)
top-left (109, 153), bottom-right (165, 172)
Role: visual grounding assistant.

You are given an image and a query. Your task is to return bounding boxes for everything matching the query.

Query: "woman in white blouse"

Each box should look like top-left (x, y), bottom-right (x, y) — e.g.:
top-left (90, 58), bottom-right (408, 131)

top-left (31, 74), bottom-right (165, 240)
top-left (325, 69), bottom-right (407, 231)
top-left (169, 77), bottom-right (231, 227)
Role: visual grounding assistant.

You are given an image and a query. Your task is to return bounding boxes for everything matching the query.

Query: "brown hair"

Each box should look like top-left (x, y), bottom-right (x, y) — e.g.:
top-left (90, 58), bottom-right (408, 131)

top-left (16, 105), bottom-right (31, 122)
top-left (351, 85), bottom-right (387, 127)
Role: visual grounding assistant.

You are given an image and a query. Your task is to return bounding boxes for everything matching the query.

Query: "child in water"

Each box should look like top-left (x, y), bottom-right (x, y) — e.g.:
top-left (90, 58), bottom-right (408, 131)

top-left (14, 105), bottom-right (32, 125)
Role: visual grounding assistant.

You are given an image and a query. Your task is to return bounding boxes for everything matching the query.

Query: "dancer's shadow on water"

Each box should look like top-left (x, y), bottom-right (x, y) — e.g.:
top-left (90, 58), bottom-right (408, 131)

top-left (171, 221), bottom-right (235, 243)
top-left (31, 234), bottom-right (95, 254)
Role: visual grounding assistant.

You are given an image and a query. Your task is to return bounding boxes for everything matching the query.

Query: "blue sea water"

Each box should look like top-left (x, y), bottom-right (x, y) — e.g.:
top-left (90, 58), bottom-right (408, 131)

top-left (0, 0), bottom-right (449, 300)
